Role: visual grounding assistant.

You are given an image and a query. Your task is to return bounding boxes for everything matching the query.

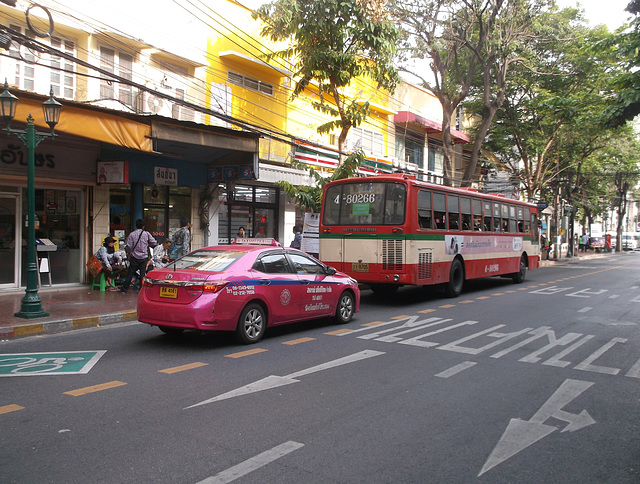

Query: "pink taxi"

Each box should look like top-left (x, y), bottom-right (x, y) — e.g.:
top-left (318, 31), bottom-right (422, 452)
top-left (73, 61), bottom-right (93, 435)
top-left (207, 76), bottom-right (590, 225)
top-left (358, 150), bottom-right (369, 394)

top-left (137, 239), bottom-right (360, 344)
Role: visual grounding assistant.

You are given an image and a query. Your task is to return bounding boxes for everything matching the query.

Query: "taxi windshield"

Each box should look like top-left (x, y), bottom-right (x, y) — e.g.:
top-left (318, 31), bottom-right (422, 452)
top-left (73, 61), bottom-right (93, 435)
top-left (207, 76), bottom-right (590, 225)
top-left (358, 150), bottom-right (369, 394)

top-left (172, 250), bottom-right (246, 272)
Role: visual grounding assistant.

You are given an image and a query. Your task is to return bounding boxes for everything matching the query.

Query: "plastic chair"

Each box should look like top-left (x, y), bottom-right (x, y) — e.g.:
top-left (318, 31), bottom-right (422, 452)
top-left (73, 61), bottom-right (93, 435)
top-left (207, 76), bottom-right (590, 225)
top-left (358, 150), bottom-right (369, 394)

top-left (91, 272), bottom-right (107, 291)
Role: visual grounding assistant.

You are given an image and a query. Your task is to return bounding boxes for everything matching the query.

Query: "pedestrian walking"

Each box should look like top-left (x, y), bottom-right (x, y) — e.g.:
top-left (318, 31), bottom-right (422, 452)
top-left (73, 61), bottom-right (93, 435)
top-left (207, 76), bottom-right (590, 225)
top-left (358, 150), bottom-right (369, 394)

top-left (290, 225), bottom-right (302, 249)
top-left (120, 219), bottom-right (157, 294)
top-left (170, 217), bottom-right (191, 259)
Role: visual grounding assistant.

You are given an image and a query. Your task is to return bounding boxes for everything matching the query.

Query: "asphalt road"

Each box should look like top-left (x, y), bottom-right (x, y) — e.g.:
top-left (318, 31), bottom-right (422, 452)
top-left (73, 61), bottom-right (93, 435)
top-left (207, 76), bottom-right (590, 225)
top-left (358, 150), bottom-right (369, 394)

top-left (2, 254), bottom-right (640, 483)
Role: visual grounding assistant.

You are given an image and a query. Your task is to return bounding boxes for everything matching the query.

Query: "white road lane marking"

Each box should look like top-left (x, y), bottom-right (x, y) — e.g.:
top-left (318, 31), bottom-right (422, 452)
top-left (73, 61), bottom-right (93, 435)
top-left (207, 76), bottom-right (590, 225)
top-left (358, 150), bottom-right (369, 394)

top-left (435, 361), bottom-right (476, 378)
top-left (185, 350), bottom-right (385, 409)
top-left (479, 379), bottom-right (595, 477)
top-left (577, 307), bottom-right (592, 313)
top-left (196, 441), bottom-right (304, 484)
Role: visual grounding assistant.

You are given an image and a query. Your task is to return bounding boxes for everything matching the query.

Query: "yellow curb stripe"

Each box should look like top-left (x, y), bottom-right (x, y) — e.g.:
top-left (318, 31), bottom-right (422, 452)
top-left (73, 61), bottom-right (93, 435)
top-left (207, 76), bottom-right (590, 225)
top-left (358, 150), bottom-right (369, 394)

top-left (14, 324), bottom-right (44, 336)
top-left (73, 317), bottom-right (100, 328)
top-left (325, 329), bottom-right (352, 335)
top-left (282, 337), bottom-right (315, 345)
top-left (159, 362), bottom-right (208, 374)
top-left (418, 309), bottom-right (437, 313)
top-left (225, 348), bottom-right (267, 358)
top-left (362, 321), bottom-right (386, 327)
top-left (0, 404), bottom-right (24, 415)
top-left (64, 381), bottom-right (127, 396)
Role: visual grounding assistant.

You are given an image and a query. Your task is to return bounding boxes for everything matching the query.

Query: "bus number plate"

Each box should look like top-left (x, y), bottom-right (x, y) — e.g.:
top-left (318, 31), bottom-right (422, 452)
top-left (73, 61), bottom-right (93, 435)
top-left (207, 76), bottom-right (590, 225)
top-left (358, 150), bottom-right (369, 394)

top-left (160, 286), bottom-right (178, 298)
top-left (352, 262), bottom-right (369, 272)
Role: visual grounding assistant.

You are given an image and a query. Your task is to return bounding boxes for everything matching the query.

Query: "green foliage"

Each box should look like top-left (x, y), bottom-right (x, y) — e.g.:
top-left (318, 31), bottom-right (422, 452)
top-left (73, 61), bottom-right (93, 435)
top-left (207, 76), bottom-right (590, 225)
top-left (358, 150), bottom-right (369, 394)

top-left (275, 150), bottom-right (365, 213)
top-left (254, 0), bottom-right (399, 159)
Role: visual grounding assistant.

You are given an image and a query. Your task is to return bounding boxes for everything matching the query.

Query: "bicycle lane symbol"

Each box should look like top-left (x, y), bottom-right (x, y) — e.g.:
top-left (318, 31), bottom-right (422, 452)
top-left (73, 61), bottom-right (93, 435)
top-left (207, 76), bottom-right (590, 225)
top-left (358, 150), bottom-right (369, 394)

top-left (0, 351), bottom-right (107, 376)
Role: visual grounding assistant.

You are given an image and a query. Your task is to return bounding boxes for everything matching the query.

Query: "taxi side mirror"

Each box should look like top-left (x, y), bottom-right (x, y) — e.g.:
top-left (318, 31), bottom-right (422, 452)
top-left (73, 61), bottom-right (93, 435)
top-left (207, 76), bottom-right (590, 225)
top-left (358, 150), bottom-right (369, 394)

top-left (325, 266), bottom-right (337, 276)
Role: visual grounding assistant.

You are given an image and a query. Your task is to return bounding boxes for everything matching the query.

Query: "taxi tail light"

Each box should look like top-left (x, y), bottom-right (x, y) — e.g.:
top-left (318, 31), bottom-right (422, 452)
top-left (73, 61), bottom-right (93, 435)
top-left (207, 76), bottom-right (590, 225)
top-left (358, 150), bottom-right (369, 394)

top-left (201, 281), bottom-right (230, 293)
top-left (142, 277), bottom-right (154, 287)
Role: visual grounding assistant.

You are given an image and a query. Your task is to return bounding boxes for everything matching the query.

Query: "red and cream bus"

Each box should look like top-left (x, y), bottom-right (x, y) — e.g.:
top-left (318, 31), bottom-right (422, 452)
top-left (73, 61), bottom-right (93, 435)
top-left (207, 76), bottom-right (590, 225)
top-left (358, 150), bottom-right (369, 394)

top-left (319, 173), bottom-right (540, 297)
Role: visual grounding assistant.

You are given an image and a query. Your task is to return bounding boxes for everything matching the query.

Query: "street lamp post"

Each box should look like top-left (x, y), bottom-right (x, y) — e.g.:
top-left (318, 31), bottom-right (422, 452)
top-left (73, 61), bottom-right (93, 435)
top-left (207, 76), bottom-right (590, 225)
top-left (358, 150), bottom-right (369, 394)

top-left (0, 81), bottom-right (61, 318)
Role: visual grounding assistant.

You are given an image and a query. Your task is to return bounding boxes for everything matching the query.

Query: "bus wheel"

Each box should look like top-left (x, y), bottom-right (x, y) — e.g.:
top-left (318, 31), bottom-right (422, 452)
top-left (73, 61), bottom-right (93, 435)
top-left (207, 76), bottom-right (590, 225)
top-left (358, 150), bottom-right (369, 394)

top-left (444, 259), bottom-right (464, 298)
top-left (512, 255), bottom-right (527, 284)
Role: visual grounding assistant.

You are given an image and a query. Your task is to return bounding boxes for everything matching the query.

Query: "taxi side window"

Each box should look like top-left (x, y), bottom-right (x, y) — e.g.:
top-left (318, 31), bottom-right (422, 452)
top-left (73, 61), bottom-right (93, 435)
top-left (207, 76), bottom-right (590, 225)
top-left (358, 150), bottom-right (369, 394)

top-left (254, 253), bottom-right (291, 274)
top-left (287, 252), bottom-right (325, 275)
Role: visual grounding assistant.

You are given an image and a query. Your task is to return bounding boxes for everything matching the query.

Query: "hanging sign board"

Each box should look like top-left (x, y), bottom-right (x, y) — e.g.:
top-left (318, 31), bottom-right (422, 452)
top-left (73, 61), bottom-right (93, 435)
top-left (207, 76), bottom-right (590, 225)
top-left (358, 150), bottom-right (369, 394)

top-left (154, 166), bottom-right (178, 186)
top-left (97, 161), bottom-right (129, 184)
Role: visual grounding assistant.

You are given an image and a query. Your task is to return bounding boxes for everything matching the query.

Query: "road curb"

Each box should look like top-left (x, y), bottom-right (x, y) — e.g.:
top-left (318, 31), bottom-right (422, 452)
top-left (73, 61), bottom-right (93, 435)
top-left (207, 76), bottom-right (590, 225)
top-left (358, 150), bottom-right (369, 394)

top-left (0, 310), bottom-right (138, 341)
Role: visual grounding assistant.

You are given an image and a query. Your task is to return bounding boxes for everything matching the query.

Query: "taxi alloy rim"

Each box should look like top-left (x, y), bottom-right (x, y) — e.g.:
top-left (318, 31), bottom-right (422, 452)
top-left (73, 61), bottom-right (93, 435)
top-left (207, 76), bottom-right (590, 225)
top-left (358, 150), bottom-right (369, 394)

top-left (244, 308), bottom-right (264, 338)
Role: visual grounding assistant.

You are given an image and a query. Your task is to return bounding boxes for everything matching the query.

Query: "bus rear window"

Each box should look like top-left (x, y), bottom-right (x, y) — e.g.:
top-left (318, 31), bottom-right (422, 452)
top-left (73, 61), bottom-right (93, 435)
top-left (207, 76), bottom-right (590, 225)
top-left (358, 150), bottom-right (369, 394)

top-left (323, 182), bottom-right (406, 225)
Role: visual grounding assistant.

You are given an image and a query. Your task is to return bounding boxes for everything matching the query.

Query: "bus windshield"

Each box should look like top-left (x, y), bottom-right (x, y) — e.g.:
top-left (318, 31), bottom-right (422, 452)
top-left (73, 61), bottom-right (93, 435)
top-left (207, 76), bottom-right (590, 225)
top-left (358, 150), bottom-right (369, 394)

top-left (323, 181), bottom-right (406, 225)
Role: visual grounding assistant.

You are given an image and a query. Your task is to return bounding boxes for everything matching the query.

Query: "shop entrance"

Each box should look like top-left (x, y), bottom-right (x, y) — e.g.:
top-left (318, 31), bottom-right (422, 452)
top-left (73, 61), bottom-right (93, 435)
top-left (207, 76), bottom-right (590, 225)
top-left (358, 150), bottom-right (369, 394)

top-left (0, 193), bottom-right (19, 288)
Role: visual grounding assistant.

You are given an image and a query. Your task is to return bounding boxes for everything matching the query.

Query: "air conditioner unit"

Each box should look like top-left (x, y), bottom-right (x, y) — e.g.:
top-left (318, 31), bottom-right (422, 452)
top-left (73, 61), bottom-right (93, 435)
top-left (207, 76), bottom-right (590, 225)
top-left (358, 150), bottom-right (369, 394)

top-left (143, 91), bottom-right (172, 117)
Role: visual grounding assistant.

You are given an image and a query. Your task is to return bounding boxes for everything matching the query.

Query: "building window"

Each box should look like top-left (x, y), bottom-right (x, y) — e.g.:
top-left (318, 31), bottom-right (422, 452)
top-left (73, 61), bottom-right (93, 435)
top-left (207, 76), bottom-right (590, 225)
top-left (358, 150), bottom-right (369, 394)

top-left (50, 38), bottom-right (76, 99)
top-left (100, 46), bottom-right (134, 108)
top-left (227, 71), bottom-right (273, 96)
top-left (395, 127), bottom-right (425, 169)
top-left (348, 127), bottom-right (384, 156)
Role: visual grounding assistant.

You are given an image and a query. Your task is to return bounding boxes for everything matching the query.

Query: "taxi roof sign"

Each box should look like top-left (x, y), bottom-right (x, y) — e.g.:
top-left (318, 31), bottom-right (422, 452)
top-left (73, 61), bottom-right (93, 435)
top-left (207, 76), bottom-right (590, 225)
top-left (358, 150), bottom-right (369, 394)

top-left (232, 238), bottom-right (282, 247)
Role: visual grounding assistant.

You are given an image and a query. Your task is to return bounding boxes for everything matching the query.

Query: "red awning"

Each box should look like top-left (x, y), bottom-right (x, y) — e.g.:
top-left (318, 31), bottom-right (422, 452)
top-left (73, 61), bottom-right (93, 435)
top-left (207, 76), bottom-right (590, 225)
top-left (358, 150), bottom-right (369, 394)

top-left (395, 111), bottom-right (471, 144)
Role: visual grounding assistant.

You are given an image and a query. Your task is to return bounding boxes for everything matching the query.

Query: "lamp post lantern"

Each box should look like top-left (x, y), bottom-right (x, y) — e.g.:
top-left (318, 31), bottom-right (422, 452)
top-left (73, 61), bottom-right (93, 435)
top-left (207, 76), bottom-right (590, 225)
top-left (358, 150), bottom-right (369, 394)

top-left (0, 81), bottom-right (61, 318)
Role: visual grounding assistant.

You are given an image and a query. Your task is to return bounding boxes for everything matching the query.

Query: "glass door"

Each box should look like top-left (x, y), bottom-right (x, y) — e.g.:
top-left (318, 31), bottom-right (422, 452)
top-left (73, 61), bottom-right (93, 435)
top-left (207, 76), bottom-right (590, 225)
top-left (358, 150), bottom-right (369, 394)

top-left (0, 194), bottom-right (19, 287)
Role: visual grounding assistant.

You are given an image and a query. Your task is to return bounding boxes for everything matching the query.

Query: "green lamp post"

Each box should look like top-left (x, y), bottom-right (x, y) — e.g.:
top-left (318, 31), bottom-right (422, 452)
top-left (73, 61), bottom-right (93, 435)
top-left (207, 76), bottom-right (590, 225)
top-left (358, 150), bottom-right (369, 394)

top-left (0, 81), bottom-right (61, 318)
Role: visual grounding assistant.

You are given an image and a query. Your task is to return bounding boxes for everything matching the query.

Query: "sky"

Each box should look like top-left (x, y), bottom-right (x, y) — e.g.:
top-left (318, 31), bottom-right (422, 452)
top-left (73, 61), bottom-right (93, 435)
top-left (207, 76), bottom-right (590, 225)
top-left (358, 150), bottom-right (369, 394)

top-left (555, 0), bottom-right (633, 31)
top-left (241, 1), bottom-right (634, 32)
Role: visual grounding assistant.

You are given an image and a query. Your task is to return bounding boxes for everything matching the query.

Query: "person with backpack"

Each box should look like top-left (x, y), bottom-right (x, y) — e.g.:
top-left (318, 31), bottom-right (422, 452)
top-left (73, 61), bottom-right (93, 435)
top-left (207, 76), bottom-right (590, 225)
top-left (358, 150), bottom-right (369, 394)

top-left (119, 219), bottom-right (157, 294)
top-left (171, 217), bottom-right (191, 259)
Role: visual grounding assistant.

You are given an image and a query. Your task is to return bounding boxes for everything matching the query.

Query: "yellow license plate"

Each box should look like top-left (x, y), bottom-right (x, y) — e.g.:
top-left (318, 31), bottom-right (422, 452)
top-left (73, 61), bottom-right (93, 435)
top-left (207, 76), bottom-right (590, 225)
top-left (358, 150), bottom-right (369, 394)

top-left (160, 286), bottom-right (178, 298)
top-left (352, 262), bottom-right (369, 272)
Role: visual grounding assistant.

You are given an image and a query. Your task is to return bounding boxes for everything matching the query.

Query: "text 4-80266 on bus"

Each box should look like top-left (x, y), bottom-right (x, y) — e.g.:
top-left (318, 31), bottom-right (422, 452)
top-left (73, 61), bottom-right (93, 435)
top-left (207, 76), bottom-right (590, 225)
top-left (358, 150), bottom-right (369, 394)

top-left (319, 173), bottom-right (540, 298)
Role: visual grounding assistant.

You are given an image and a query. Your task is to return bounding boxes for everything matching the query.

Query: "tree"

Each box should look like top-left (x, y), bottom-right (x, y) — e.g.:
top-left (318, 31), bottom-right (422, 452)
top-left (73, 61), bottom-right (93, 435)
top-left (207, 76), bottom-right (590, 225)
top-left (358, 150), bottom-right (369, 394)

top-left (601, 0), bottom-right (640, 127)
top-left (480, 7), bottom-right (619, 202)
top-left (393, 0), bottom-right (540, 186)
top-left (276, 151), bottom-right (365, 213)
top-left (253, 0), bottom-right (399, 163)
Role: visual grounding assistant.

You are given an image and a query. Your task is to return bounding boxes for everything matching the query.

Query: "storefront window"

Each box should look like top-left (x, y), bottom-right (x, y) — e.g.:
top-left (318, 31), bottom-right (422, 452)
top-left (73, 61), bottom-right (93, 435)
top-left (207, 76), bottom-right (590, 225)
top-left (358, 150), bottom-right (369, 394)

top-left (217, 184), bottom-right (279, 244)
top-left (24, 188), bottom-right (82, 284)
top-left (109, 186), bottom-right (131, 240)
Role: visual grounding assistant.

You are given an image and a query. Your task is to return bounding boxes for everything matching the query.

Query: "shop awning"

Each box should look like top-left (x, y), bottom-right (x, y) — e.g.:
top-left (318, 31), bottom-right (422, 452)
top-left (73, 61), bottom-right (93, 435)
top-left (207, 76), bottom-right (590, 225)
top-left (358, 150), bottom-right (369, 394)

top-left (15, 97), bottom-right (153, 152)
top-left (395, 110), bottom-right (471, 144)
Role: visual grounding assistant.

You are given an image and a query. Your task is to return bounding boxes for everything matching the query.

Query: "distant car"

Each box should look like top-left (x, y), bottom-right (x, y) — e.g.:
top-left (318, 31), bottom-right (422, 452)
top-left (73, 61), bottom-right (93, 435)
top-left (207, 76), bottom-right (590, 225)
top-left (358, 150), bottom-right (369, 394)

top-left (137, 239), bottom-right (360, 344)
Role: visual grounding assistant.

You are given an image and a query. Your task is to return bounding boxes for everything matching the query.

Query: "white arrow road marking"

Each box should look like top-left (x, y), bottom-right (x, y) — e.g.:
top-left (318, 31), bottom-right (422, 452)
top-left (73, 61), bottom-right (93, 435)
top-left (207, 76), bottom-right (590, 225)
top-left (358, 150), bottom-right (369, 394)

top-left (185, 350), bottom-right (385, 409)
top-left (479, 379), bottom-right (595, 477)
top-left (196, 441), bottom-right (304, 484)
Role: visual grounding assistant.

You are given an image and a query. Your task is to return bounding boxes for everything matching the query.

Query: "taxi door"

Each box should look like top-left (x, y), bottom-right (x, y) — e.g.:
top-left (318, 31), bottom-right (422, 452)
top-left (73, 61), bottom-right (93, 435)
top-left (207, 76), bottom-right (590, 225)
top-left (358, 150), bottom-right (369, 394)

top-left (286, 251), bottom-right (336, 319)
top-left (251, 251), bottom-right (301, 324)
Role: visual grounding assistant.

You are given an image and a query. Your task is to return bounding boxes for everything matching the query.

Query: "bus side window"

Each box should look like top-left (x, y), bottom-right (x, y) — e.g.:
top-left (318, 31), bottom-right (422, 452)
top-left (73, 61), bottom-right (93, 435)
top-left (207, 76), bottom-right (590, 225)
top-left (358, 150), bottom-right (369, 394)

top-left (417, 189), bottom-right (432, 229)
top-left (493, 203), bottom-right (502, 232)
top-left (434, 192), bottom-right (446, 230)
top-left (501, 204), bottom-right (510, 232)
top-left (517, 207), bottom-right (525, 233)
top-left (509, 205), bottom-right (517, 233)
top-left (473, 199), bottom-right (482, 231)
top-left (524, 208), bottom-right (531, 234)
top-left (447, 194), bottom-right (460, 230)
top-left (483, 201), bottom-right (492, 232)
top-left (461, 197), bottom-right (472, 231)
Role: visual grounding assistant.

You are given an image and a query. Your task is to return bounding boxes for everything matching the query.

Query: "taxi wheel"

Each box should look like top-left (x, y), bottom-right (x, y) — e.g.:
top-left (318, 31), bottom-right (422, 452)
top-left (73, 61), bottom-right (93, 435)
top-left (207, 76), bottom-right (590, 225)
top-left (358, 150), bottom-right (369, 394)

top-left (334, 291), bottom-right (354, 324)
top-left (236, 303), bottom-right (267, 344)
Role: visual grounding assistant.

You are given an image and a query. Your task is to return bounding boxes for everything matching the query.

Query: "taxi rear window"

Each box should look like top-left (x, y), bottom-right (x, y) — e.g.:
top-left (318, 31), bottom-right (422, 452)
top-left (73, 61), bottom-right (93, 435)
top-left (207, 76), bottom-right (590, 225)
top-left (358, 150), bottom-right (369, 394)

top-left (173, 250), bottom-right (246, 272)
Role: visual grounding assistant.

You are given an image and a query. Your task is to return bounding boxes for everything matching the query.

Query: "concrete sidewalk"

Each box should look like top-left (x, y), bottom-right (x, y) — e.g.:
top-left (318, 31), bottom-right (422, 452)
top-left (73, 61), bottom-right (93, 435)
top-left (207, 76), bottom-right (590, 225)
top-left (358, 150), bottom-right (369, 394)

top-left (0, 285), bottom-right (139, 341)
top-left (0, 251), bottom-right (619, 341)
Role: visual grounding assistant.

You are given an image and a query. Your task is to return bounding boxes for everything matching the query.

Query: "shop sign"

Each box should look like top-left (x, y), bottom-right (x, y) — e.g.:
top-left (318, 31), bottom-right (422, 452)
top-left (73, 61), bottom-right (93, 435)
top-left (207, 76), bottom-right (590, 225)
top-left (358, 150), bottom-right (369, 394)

top-left (208, 164), bottom-right (255, 181)
top-left (97, 161), bottom-right (129, 184)
top-left (154, 166), bottom-right (178, 186)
